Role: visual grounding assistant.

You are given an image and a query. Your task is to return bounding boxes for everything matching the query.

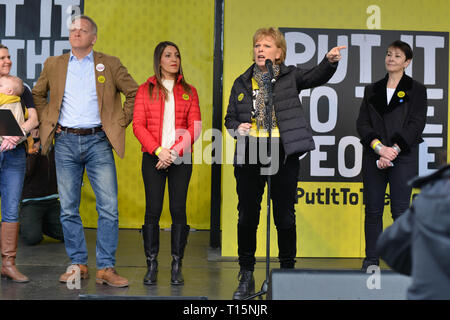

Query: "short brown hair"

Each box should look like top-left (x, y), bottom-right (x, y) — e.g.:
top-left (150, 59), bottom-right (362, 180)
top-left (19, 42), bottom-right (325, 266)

top-left (71, 14), bottom-right (98, 35)
top-left (252, 27), bottom-right (287, 64)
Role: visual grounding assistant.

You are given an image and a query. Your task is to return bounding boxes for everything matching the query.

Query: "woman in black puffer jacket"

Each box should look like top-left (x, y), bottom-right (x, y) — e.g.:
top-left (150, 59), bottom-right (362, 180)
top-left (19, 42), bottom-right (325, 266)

top-left (225, 27), bottom-right (345, 300)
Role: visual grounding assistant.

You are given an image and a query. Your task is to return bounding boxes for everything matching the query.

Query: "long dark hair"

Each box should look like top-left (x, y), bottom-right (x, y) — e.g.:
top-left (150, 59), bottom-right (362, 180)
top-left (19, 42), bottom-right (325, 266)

top-left (150, 41), bottom-right (192, 100)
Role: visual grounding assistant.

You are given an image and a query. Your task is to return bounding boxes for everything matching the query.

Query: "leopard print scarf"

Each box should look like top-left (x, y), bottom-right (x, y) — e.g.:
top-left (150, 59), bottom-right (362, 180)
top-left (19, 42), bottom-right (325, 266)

top-left (252, 63), bottom-right (280, 131)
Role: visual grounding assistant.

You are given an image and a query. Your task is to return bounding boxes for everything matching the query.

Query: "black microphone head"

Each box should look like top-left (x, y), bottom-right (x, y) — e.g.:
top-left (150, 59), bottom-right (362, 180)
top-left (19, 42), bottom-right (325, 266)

top-left (265, 59), bottom-right (275, 82)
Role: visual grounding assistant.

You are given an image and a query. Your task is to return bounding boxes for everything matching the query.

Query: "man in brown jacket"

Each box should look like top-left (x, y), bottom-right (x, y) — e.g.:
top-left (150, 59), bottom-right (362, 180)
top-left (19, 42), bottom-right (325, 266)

top-left (32, 15), bottom-right (138, 287)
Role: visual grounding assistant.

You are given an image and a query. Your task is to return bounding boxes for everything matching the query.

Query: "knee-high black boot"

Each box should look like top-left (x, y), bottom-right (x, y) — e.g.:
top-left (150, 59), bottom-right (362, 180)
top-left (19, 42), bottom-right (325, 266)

top-left (170, 224), bottom-right (190, 285)
top-left (142, 224), bottom-right (159, 285)
top-left (277, 225), bottom-right (297, 269)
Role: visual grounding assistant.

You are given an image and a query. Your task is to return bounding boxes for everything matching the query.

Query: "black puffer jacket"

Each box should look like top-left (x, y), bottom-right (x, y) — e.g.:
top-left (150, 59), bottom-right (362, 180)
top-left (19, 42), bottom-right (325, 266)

top-left (225, 57), bottom-right (337, 165)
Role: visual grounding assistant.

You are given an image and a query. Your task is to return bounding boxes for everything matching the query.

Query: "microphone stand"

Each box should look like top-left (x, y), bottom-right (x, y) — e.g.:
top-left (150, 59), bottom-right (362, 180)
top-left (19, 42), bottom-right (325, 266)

top-left (245, 66), bottom-right (275, 300)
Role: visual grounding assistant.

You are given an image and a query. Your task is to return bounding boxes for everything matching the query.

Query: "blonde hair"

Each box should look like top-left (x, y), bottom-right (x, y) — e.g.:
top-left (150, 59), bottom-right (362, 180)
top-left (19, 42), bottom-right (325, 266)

top-left (0, 75), bottom-right (24, 96)
top-left (252, 27), bottom-right (287, 64)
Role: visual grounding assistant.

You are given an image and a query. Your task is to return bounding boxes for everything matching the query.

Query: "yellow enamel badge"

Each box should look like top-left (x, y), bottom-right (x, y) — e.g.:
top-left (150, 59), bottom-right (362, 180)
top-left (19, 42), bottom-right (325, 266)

top-left (98, 76), bottom-right (106, 83)
top-left (238, 93), bottom-right (244, 101)
top-left (182, 93), bottom-right (189, 100)
top-left (397, 91), bottom-right (405, 98)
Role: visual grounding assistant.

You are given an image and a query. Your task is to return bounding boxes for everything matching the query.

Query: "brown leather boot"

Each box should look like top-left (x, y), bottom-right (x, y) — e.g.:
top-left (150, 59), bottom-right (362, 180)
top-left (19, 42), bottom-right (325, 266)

top-left (1, 222), bottom-right (30, 283)
top-left (59, 264), bottom-right (89, 283)
top-left (96, 268), bottom-right (129, 287)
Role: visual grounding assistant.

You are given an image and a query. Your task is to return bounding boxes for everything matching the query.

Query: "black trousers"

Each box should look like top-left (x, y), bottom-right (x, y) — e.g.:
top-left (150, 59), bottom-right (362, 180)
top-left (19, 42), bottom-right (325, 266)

top-left (234, 140), bottom-right (299, 270)
top-left (19, 198), bottom-right (64, 245)
top-left (142, 153), bottom-right (192, 225)
top-left (362, 149), bottom-right (418, 259)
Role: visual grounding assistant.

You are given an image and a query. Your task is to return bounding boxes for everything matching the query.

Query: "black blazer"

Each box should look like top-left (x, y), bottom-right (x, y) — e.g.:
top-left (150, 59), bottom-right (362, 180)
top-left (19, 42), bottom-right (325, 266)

top-left (225, 57), bottom-right (337, 164)
top-left (356, 73), bottom-right (427, 157)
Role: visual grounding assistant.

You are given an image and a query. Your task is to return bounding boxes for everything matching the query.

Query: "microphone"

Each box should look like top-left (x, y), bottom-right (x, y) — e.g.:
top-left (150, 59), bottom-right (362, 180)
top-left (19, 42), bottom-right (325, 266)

top-left (265, 59), bottom-right (276, 83)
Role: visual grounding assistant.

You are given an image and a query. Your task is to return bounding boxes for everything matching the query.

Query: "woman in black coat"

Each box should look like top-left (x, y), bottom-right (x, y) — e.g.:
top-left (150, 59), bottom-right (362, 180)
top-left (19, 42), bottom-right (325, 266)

top-left (225, 27), bottom-right (345, 299)
top-left (356, 40), bottom-right (427, 272)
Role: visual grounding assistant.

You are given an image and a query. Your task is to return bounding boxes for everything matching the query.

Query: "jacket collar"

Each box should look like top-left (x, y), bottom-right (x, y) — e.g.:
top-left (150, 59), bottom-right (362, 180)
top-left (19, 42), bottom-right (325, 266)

top-left (370, 72), bottom-right (413, 115)
top-left (240, 63), bottom-right (289, 92)
top-left (147, 74), bottom-right (183, 85)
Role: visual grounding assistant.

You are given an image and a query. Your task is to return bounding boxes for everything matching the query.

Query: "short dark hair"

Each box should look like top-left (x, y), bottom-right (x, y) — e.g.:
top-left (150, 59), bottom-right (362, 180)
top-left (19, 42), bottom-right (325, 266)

top-left (388, 40), bottom-right (413, 60)
top-left (0, 44), bottom-right (8, 50)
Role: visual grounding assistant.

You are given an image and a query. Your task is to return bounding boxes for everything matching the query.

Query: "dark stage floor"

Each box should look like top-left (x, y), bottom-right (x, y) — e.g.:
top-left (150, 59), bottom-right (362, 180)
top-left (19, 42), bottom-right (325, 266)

top-left (1, 229), bottom-right (389, 300)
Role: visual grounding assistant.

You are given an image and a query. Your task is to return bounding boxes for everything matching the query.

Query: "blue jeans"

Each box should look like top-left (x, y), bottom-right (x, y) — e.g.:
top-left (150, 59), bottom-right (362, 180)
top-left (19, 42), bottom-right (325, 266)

top-left (0, 145), bottom-right (26, 222)
top-left (54, 131), bottom-right (119, 269)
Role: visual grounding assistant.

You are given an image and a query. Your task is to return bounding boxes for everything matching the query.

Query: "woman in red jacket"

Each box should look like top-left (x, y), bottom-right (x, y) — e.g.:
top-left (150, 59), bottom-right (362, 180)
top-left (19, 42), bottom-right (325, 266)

top-left (133, 41), bottom-right (201, 286)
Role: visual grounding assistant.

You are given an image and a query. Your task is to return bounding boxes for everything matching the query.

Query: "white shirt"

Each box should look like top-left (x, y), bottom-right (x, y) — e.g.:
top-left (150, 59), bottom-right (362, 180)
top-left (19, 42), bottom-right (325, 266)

top-left (386, 88), bottom-right (395, 105)
top-left (161, 79), bottom-right (175, 149)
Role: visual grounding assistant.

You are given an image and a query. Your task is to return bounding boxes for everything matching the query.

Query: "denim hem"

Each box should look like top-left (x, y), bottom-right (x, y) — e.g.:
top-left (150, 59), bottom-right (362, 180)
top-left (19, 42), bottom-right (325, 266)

top-left (96, 265), bottom-right (115, 270)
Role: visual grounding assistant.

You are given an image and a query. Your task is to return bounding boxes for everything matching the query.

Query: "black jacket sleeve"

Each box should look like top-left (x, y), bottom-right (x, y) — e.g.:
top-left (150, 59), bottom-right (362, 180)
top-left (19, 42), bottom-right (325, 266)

top-left (391, 83), bottom-right (427, 151)
top-left (356, 85), bottom-right (381, 149)
top-left (294, 56), bottom-right (338, 91)
top-left (224, 79), bottom-right (242, 137)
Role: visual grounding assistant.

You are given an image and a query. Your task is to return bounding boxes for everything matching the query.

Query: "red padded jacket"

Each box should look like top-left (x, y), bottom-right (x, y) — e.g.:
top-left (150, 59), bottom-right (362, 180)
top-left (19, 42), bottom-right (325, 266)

top-left (133, 75), bottom-right (201, 157)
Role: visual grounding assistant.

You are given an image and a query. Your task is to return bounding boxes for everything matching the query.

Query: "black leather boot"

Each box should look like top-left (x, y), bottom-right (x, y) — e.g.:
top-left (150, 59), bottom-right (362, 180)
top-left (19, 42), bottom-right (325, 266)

top-left (170, 224), bottom-right (190, 285)
top-left (142, 224), bottom-right (159, 285)
top-left (232, 270), bottom-right (255, 300)
top-left (277, 225), bottom-right (297, 269)
top-left (361, 257), bottom-right (379, 272)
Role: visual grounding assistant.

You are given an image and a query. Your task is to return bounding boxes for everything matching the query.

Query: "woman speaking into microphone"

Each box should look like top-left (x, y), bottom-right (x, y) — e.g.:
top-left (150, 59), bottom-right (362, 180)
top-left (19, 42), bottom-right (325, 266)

top-left (225, 27), bottom-right (345, 299)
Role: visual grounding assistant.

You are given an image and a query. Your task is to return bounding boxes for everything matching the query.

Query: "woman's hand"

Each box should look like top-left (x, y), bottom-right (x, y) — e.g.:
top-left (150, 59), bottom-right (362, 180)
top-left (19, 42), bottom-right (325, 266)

top-left (377, 156), bottom-right (393, 169)
top-left (326, 46), bottom-right (347, 63)
top-left (155, 160), bottom-right (168, 170)
top-left (170, 149), bottom-right (179, 162)
top-left (0, 136), bottom-right (22, 152)
top-left (155, 148), bottom-right (173, 170)
top-left (378, 146), bottom-right (398, 162)
top-left (237, 123), bottom-right (252, 136)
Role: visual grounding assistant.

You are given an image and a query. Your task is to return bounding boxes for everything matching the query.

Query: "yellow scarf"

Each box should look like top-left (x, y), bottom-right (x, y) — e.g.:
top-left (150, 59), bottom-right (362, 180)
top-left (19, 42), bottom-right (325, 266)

top-left (0, 93), bottom-right (21, 105)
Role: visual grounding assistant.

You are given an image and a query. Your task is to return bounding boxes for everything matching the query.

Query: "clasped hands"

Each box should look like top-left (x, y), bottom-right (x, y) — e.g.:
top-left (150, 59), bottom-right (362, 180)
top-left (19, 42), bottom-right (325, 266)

top-left (156, 147), bottom-right (178, 170)
top-left (0, 136), bottom-right (22, 152)
top-left (377, 146), bottom-right (399, 169)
